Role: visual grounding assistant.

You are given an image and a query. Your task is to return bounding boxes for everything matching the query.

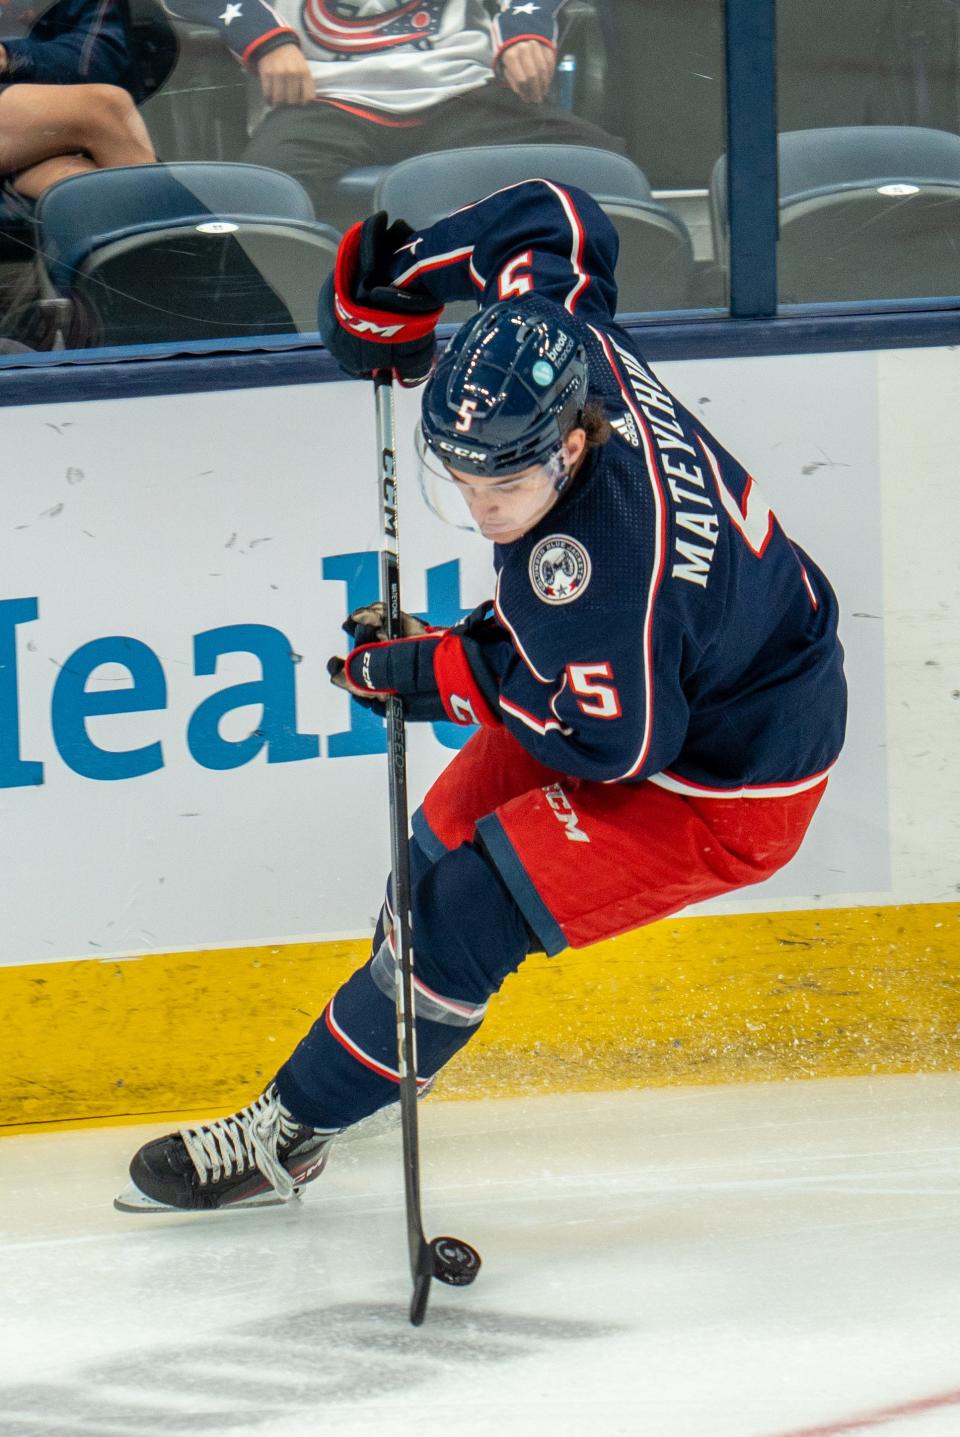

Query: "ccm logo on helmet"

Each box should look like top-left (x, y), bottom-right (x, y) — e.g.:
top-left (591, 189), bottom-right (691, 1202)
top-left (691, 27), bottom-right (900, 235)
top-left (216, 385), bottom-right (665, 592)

top-left (437, 438), bottom-right (489, 464)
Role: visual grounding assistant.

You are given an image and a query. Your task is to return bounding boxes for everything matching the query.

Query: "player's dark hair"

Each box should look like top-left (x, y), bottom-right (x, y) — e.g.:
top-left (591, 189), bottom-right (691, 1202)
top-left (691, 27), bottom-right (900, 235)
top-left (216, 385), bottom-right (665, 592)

top-left (574, 400), bottom-right (612, 451)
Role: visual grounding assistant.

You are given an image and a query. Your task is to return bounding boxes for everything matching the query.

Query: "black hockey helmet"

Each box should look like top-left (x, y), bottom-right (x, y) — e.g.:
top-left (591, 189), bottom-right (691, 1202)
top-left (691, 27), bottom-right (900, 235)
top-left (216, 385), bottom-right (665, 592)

top-left (419, 301), bottom-right (589, 479)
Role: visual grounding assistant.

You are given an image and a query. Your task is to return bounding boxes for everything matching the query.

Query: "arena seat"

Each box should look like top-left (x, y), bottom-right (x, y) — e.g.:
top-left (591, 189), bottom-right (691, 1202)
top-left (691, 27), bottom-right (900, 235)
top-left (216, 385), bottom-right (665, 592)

top-left (32, 161), bottom-right (340, 347)
top-left (710, 125), bottom-right (960, 302)
top-left (373, 144), bottom-right (695, 316)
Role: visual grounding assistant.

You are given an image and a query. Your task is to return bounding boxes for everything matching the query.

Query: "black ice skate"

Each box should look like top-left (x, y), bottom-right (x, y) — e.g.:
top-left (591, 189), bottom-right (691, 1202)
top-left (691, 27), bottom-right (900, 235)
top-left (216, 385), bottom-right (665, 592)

top-left (114, 1083), bottom-right (337, 1214)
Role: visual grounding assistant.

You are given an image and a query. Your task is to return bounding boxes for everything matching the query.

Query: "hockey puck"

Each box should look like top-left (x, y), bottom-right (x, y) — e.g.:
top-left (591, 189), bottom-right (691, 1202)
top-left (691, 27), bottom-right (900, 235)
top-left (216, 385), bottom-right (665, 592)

top-left (430, 1235), bottom-right (481, 1286)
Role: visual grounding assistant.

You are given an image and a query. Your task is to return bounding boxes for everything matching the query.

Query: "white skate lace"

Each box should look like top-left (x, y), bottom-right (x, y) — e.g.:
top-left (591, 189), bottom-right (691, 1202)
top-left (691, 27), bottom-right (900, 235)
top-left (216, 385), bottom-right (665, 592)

top-left (180, 1086), bottom-right (307, 1201)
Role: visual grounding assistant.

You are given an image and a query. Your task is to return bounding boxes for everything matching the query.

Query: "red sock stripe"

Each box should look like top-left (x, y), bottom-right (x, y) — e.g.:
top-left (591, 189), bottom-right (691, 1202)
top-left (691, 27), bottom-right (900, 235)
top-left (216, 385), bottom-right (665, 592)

top-left (324, 1000), bottom-right (400, 1083)
top-left (324, 1000), bottom-right (430, 1090)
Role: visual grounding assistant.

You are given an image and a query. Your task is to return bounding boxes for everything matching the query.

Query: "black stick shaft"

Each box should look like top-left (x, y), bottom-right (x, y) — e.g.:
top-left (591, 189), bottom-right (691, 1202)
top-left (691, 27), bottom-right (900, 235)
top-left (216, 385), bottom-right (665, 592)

top-left (372, 373), bottom-right (433, 1325)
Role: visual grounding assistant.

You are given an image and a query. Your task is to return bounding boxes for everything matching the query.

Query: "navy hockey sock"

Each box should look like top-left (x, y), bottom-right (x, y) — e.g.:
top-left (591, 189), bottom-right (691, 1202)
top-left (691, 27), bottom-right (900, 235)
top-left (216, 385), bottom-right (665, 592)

top-left (275, 841), bottom-right (532, 1129)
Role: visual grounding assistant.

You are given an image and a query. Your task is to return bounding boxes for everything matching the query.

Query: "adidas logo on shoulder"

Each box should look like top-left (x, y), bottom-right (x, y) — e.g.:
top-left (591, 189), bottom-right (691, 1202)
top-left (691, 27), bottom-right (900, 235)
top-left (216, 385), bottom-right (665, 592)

top-left (610, 412), bottom-right (640, 448)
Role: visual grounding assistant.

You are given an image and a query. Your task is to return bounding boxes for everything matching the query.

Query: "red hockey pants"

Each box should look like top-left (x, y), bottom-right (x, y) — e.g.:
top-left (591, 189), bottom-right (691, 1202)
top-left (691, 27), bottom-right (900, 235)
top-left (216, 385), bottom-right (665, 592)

top-left (416, 727), bottom-right (827, 956)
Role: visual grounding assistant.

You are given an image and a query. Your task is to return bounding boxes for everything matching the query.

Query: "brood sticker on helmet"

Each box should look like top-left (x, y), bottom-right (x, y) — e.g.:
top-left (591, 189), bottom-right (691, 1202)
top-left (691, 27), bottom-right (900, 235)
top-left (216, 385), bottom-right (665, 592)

top-left (529, 535), bottom-right (592, 605)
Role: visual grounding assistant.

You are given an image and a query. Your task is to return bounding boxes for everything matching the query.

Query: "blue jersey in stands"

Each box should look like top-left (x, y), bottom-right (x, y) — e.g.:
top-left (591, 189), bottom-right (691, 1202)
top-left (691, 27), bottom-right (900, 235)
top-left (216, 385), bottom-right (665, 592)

top-left (387, 180), bottom-right (847, 796)
top-left (0, 0), bottom-right (129, 86)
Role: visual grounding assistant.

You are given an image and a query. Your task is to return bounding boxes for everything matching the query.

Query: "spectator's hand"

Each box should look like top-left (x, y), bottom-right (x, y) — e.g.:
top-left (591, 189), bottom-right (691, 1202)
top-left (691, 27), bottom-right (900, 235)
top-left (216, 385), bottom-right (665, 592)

top-left (257, 43), bottom-right (314, 107)
top-left (500, 41), bottom-right (556, 104)
top-left (0, 45), bottom-right (8, 76)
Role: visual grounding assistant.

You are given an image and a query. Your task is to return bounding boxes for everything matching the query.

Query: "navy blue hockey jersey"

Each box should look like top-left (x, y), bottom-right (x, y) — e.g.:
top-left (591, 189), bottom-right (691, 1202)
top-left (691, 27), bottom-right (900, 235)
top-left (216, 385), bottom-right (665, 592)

top-left (388, 180), bottom-right (847, 795)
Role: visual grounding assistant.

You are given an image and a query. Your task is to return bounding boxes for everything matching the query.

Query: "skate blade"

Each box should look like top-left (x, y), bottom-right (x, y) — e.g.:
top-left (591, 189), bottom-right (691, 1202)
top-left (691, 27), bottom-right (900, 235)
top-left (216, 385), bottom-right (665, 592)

top-left (113, 1180), bottom-right (301, 1215)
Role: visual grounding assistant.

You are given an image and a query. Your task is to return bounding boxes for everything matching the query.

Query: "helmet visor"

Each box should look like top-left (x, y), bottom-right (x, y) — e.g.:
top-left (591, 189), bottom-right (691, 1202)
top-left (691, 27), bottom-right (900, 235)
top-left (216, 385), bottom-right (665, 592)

top-left (415, 423), bottom-right (567, 538)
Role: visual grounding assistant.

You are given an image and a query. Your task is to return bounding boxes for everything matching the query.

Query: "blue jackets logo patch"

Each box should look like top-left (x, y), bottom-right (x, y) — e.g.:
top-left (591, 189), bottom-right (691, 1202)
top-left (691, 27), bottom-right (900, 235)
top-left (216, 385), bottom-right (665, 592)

top-left (529, 535), bottom-right (592, 605)
top-left (301, 0), bottom-right (445, 56)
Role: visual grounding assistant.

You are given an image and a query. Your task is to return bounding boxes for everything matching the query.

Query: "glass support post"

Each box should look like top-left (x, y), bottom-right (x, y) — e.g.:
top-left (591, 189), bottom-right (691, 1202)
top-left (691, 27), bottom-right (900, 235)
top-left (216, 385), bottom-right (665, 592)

top-left (725, 0), bottom-right (778, 317)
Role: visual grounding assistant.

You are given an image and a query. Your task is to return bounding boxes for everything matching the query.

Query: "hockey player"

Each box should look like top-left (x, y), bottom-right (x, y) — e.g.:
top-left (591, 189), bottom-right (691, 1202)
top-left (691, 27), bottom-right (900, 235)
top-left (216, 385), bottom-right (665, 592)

top-left (117, 180), bottom-right (847, 1213)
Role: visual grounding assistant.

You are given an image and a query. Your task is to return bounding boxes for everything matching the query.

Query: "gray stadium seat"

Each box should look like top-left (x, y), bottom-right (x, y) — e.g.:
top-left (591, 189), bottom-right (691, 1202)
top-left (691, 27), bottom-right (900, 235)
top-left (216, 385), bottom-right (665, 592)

top-left (710, 125), bottom-right (960, 302)
top-left (32, 161), bottom-right (339, 347)
top-left (373, 144), bottom-right (694, 316)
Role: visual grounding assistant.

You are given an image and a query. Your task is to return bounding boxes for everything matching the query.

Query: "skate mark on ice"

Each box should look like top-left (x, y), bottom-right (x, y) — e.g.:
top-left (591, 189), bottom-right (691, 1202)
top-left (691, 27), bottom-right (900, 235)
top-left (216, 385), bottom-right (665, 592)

top-left (0, 1303), bottom-right (624, 1433)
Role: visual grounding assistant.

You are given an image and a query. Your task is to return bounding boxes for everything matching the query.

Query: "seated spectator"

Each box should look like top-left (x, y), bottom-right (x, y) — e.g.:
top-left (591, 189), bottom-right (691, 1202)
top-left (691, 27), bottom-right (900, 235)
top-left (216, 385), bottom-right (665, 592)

top-left (0, 0), bottom-right (156, 202)
top-left (161, 0), bottom-right (622, 229)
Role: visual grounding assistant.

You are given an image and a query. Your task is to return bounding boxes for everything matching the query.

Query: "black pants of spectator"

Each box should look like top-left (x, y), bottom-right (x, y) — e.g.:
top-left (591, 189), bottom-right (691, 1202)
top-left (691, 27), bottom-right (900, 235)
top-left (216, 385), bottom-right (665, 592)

top-left (242, 81), bottom-right (624, 232)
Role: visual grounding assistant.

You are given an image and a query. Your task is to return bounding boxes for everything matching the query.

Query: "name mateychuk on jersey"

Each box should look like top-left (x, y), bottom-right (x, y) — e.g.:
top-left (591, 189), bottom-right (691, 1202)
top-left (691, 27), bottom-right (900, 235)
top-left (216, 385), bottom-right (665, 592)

top-left (604, 335), bottom-right (722, 590)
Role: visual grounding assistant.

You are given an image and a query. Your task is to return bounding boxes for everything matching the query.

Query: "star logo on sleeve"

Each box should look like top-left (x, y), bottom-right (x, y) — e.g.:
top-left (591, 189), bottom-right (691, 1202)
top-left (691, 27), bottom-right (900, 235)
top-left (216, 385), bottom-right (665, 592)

top-left (219, 2), bottom-right (243, 23)
top-left (509, 3), bottom-right (541, 14)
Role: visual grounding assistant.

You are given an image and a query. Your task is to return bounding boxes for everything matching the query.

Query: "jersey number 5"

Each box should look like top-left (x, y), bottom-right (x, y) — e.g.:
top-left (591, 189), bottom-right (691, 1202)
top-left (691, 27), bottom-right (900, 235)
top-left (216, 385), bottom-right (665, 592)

top-left (566, 663), bottom-right (622, 719)
top-left (499, 251), bottom-right (534, 299)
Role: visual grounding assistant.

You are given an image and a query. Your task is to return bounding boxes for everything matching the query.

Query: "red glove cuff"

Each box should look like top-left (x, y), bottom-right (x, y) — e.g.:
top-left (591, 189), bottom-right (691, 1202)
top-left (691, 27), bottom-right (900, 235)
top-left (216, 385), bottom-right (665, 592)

top-left (434, 633), bottom-right (501, 728)
top-left (334, 223), bottom-right (443, 344)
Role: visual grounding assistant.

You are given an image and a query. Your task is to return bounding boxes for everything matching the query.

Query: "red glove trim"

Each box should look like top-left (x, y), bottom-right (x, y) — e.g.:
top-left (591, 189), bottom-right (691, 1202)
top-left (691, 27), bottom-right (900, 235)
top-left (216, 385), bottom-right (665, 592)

top-left (343, 638), bottom-right (399, 696)
top-left (343, 634), bottom-right (442, 696)
top-left (434, 633), bottom-right (501, 728)
top-left (334, 223), bottom-right (443, 344)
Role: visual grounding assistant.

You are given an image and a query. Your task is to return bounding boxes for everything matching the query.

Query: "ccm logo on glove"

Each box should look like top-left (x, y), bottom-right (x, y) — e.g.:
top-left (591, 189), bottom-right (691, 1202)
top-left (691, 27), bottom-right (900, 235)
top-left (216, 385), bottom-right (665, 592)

top-left (318, 213), bottom-right (443, 386)
top-left (336, 305), bottom-right (404, 338)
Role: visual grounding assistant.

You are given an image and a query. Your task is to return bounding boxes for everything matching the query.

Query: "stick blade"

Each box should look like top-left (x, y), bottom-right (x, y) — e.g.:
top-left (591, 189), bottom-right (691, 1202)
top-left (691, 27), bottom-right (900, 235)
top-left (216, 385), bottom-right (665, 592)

top-left (409, 1273), bottom-right (432, 1327)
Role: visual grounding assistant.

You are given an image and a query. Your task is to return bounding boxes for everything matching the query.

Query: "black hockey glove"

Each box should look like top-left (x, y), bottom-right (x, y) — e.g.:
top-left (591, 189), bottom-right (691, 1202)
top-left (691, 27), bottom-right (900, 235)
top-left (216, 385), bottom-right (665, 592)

top-left (317, 212), bottom-right (443, 387)
top-left (328, 602), bottom-right (502, 727)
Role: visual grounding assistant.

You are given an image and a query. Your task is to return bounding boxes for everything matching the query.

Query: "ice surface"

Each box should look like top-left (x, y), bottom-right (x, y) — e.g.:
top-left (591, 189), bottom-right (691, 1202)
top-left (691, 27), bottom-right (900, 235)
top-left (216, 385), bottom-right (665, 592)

top-left (1, 1073), bottom-right (958, 1437)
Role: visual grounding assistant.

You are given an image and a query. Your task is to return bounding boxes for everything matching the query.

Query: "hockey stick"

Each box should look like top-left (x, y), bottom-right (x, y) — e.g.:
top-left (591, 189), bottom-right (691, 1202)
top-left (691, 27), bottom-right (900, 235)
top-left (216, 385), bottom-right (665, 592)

top-left (372, 371), bottom-right (481, 1326)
